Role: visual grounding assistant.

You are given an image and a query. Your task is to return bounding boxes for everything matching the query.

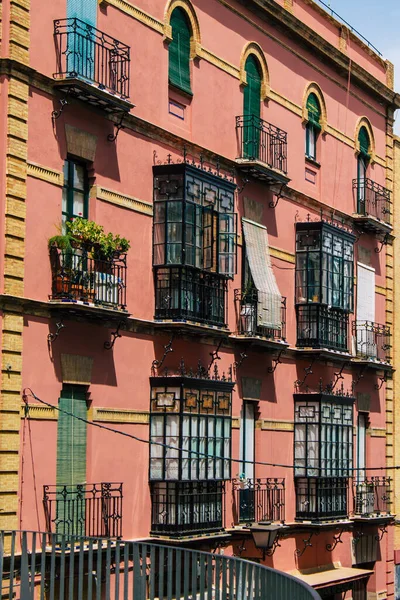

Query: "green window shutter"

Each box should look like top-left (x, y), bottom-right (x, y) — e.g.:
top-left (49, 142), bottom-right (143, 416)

top-left (169, 8), bottom-right (192, 95)
top-left (56, 385), bottom-right (87, 487)
top-left (243, 55), bottom-right (261, 119)
top-left (306, 93), bottom-right (321, 130)
top-left (243, 56), bottom-right (262, 159)
top-left (358, 126), bottom-right (371, 158)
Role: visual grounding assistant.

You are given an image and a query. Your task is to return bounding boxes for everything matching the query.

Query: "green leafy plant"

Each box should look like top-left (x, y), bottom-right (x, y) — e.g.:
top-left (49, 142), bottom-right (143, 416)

top-left (48, 217), bottom-right (131, 261)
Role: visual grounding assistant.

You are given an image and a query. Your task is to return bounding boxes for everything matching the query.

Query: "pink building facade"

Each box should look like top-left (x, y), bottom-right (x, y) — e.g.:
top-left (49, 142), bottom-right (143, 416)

top-left (0, 0), bottom-right (399, 597)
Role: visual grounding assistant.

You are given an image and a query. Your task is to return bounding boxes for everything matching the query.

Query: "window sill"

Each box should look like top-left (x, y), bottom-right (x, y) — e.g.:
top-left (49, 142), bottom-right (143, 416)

top-left (305, 156), bottom-right (321, 169)
top-left (168, 82), bottom-right (193, 101)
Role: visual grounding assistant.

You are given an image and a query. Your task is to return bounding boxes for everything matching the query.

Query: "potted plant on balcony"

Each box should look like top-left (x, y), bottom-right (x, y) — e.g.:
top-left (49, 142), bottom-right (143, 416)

top-left (65, 218), bottom-right (130, 305)
top-left (48, 233), bottom-right (74, 295)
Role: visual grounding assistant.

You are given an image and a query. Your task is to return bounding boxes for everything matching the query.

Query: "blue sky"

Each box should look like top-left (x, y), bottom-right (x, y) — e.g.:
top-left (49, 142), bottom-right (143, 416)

top-left (315, 0), bottom-right (400, 128)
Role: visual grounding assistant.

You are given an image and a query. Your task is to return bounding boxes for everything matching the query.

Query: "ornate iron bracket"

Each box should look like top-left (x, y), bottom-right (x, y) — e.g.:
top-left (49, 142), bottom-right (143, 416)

top-left (295, 356), bottom-right (317, 389)
top-left (352, 364), bottom-right (368, 389)
top-left (295, 530), bottom-right (320, 558)
top-left (375, 524), bottom-right (388, 542)
top-left (104, 321), bottom-right (126, 350)
top-left (237, 177), bottom-right (249, 194)
top-left (326, 528), bottom-right (346, 552)
top-left (47, 321), bottom-right (65, 345)
top-left (331, 361), bottom-right (350, 391)
top-left (353, 529), bottom-right (364, 546)
top-left (354, 227), bottom-right (364, 244)
top-left (375, 232), bottom-right (390, 254)
top-left (268, 348), bottom-right (287, 374)
top-left (107, 113), bottom-right (126, 142)
top-left (234, 351), bottom-right (248, 374)
top-left (151, 334), bottom-right (175, 376)
top-left (375, 371), bottom-right (389, 391)
top-left (269, 183), bottom-right (286, 209)
top-left (207, 338), bottom-right (224, 373)
top-left (51, 92), bottom-right (70, 120)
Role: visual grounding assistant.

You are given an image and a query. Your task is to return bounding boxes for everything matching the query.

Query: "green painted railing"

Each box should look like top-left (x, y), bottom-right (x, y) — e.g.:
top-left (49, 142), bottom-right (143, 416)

top-left (0, 530), bottom-right (320, 599)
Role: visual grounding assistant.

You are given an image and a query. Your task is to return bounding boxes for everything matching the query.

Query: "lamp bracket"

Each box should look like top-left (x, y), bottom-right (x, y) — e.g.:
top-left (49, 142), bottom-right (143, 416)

top-left (104, 320), bottom-right (126, 350)
top-left (326, 527), bottom-right (346, 552)
top-left (151, 334), bottom-right (175, 376)
top-left (295, 356), bottom-right (317, 390)
top-left (269, 183), bottom-right (286, 209)
top-left (268, 348), bottom-right (287, 374)
top-left (294, 530), bottom-right (320, 558)
top-left (47, 320), bottom-right (65, 346)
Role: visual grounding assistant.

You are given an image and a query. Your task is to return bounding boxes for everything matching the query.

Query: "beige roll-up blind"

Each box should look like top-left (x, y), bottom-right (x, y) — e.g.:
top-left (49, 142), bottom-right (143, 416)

top-left (242, 218), bottom-right (282, 330)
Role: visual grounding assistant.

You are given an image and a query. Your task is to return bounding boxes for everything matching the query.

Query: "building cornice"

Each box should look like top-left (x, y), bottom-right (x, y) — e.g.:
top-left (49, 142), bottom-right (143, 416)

top-left (232, 0), bottom-right (400, 109)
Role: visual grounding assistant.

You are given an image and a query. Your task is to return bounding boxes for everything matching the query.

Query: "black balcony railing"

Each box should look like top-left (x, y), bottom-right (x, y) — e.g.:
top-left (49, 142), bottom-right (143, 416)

top-left (53, 18), bottom-right (130, 99)
top-left (353, 178), bottom-right (391, 224)
top-left (232, 478), bottom-right (285, 524)
top-left (49, 243), bottom-right (127, 310)
top-left (150, 481), bottom-right (225, 536)
top-left (1, 530), bottom-right (320, 600)
top-left (154, 266), bottom-right (227, 327)
top-left (43, 482), bottom-right (123, 539)
top-left (234, 289), bottom-right (286, 341)
top-left (236, 115), bottom-right (288, 174)
top-left (353, 477), bottom-right (392, 517)
top-left (296, 304), bottom-right (349, 352)
top-left (295, 477), bottom-right (349, 521)
top-left (353, 321), bottom-right (391, 363)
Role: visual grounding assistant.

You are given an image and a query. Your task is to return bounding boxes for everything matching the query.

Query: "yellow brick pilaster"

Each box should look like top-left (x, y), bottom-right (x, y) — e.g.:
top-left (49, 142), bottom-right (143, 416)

top-left (392, 134), bottom-right (400, 549)
top-left (0, 0), bottom-right (30, 533)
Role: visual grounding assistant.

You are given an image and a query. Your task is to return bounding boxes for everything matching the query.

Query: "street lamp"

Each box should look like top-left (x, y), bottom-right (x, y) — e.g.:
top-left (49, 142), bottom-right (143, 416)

top-left (250, 523), bottom-right (288, 558)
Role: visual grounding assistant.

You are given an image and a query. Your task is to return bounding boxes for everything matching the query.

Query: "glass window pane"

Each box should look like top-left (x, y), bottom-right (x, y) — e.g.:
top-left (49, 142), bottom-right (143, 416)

top-left (73, 164), bottom-right (85, 191)
top-left (73, 192), bottom-right (85, 218)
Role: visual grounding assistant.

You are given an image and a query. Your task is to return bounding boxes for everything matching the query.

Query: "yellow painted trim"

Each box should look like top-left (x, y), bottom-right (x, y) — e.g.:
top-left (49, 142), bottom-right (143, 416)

top-left (164, 0), bottom-right (201, 58)
top-left (261, 419), bottom-right (294, 432)
top-left (366, 427), bottom-right (386, 438)
top-left (21, 404), bottom-right (58, 420)
top-left (99, 0), bottom-right (164, 33)
top-left (27, 162), bottom-right (63, 187)
top-left (96, 186), bottom-right (153, 216)
top-left (354, 117), bottom-right (376, 164)
top-left (239, 42), bottom-right (270, 100)
top-left (198, 47), bottom-right (239, 79)
top-left (302, 82), bottom-right (328, 134)
top-left (376, 285), bottom-right (387, 296)
top-left (93, 407), bottom-right (149, 424)
top-left (270, 246), bottom-right (296, 264)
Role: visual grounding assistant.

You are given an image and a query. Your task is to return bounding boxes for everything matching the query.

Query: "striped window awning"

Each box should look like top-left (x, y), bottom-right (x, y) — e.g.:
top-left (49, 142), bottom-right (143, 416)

top-left (242, 218), bottom-right (282, 330)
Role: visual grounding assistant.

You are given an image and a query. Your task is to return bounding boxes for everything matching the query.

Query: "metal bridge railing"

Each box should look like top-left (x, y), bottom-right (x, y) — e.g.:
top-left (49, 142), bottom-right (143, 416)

top-left (0, 530), bottom-right (320, 600)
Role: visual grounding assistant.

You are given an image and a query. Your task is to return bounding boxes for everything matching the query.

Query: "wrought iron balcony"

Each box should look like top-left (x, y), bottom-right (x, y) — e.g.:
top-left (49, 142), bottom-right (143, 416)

top-left (353, 321), bottom-right (391, 363)
top-left (232, 478), bottom-right (285, 524)
top-left (234, 289), bottom-right (286, 341)
top-left (296, 304), bottom-right (349, 352)
top-left (49, 243), bottom-right (127, 310)
top-left (353, 178), bottom-right (391, 230)
top-left (53, 18), bottom-right (131, 113)
top-left (295, 477), bottom-right (349, 521)
top-left (154, 266), bottom-right (227, 327)
top-left (353, 477), bottom-right (392, 518)
top-left (43, 482), bottom-right (123, 538)
top-left (235, 115), bottom-right (289, 184)
top-left (1, 530), bottom-right (320, 600)
top-left (150, 481), bottom-right (225, 537)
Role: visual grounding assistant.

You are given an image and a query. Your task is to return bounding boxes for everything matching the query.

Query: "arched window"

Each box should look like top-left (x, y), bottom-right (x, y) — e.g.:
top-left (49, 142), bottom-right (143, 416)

top-left (243, 55), bottom-right (262, 159)
top-left (169, 8), bottom-right (192, 95)
top-left (305, 93), bottom-right (321, 160)
top-left (357, 126), bottom-right (371, 212)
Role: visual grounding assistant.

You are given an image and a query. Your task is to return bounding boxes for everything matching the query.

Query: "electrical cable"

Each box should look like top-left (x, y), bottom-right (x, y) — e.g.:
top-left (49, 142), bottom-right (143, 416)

top-left (22, 388), bottom-right (396, 474)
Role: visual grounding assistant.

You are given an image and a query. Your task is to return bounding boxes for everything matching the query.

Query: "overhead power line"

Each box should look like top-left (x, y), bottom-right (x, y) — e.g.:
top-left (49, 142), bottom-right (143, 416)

top-left (22, 388), bottom-right (396, 474)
